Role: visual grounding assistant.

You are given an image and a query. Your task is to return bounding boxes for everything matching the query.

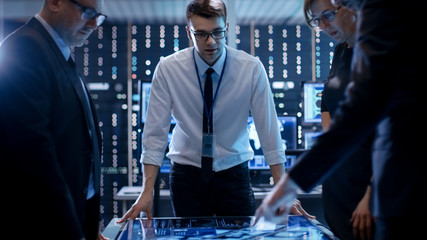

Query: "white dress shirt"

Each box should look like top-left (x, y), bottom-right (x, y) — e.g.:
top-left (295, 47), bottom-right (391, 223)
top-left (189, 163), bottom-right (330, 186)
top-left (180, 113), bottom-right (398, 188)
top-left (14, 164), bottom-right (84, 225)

top-left (142, 45), bottom-right (286, 171)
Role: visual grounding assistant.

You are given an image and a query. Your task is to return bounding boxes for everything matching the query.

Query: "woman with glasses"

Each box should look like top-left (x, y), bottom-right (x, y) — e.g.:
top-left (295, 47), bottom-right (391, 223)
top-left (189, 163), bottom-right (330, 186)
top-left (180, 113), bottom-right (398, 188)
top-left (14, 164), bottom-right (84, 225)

top-left (303, 0), bottom-right (375, 239)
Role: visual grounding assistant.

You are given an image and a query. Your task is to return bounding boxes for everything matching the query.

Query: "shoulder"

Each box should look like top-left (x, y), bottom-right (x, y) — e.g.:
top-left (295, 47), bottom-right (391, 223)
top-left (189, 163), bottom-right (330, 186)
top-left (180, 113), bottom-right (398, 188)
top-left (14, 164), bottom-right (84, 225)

top-left (2, 18), bottom-right (48, 47)
top-left (159, 47), bottom-right (193, 66)
top-left (226, 46), bottom-right (261, 65)
top-left (153, 47), bottom-right (195, 78)
top-left (1, 21), bottom-right (50, 63)
top-left (225, 46), bottom-right (265, 74)
top-left (0, 20), bottom-right (60, 82)
top-left (1, 25), bottom-right (33, 50)
top-left (225, 46), bottom-right (265, 77)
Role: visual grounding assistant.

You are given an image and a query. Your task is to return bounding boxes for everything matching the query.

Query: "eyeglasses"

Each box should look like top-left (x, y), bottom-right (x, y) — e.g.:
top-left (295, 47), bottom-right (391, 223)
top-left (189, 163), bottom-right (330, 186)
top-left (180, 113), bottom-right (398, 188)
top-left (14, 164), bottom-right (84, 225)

top-left (308, 5), bottom-right (341, 28)
top-left (330, 0), bottom-right (342, 6)
top-left (68, 0), bottom-right (107, 27)
top-left (190, 29), bottom-right (226, 41)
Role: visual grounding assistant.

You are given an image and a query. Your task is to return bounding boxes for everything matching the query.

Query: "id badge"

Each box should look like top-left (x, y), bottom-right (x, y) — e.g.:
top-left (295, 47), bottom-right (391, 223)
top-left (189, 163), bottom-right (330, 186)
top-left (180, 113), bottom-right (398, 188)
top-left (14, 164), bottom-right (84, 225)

top-left (202, 133), bottom-right (216, 158)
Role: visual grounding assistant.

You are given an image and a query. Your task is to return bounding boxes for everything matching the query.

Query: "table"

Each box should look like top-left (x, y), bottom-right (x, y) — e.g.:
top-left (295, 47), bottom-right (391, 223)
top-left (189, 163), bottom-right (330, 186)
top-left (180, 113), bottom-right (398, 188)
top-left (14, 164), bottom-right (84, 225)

top-left (115, 185), bottom-right (322, 216)
top-left (103, 215), bottom-right (337, 239)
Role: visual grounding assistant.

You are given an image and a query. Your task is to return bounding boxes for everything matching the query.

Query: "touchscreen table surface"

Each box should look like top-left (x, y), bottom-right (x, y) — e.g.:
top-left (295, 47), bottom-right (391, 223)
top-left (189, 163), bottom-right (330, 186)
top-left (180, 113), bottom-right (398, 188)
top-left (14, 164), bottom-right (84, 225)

top-left (113, 215), bottom-right (336, 239)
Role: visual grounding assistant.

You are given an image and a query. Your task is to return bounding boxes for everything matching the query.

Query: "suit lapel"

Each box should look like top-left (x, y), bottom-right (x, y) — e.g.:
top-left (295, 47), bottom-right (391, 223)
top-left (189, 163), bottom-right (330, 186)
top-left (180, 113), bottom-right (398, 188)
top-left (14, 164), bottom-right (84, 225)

top-left (26, 18), bottom-right (68, 68)
top-left (28, 17), bottom-right (101, 192)
top-left (68, 58), bottom-right (102, 191)
top-left (26, 18), bottom-right (89, 119)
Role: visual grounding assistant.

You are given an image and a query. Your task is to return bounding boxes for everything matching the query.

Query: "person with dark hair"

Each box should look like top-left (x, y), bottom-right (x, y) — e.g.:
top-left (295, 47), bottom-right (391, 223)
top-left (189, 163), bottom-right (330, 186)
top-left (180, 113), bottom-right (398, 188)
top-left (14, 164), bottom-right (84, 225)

top-left (118, 0), bottom-right (314, 221)
top-left (254, 0), bottom-right (427, 239)
top-left (304, 0), bottom-right (375, 239)
top-left (0, 0), bottom-right (107, 239)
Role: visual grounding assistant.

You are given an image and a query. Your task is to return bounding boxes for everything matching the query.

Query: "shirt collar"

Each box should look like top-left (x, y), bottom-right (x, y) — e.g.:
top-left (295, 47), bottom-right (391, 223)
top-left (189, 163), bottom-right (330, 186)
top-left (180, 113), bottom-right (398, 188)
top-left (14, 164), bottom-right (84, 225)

top-left (194, 46), bottom-right (227, 77)
top-left (35, 14), bottom-right (71, 60)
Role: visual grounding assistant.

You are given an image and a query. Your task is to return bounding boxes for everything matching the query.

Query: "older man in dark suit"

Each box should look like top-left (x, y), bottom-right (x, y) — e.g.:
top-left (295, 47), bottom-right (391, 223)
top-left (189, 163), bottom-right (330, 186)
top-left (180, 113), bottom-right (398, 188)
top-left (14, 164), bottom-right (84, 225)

top-left (0, 0), bottom-right (107, 239)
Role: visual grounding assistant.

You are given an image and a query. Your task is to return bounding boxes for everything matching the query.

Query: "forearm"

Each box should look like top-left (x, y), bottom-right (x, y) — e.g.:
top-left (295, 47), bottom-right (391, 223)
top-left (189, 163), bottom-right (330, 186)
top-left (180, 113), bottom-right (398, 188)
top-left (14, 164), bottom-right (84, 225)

top-left (118, 164), bottom-right (160, 222)
top-left (269, 163), bottom-right (286, 184)
top-left (141, 164), bottom-right (160, 194)
top-left (362, 184), bottom-right (372, 202)
top-left (321, 112), bottom-right (331, 132)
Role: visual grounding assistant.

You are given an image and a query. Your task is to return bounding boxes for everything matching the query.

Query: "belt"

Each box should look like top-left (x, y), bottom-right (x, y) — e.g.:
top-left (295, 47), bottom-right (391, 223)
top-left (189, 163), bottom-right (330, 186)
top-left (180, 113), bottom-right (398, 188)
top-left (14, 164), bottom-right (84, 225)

top-left (172, 161), bottom-right (249, 174)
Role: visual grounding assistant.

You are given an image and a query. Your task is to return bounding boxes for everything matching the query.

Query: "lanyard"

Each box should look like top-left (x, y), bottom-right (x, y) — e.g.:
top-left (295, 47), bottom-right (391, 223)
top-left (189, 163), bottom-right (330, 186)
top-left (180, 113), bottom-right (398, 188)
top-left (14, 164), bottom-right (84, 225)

top-left (193, 48), bottom-right (227, 133)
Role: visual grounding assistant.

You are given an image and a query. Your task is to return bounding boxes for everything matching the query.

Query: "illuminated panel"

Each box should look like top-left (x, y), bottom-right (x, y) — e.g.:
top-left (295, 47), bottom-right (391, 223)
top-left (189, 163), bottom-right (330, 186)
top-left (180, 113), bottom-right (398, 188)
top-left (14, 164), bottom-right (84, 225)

top-left (254, 25), bottom-right (312, 117)
top-left (140, 83), bottom-right (151, 123)
top-left (235, 24), bottom-right (251, 53)
top-left (248, 115), bottom-right (297, 154)
top-left (302, 82), bottom-right (324, 123)
top-left (304, 131), bottom-right (323, 149)
top-left (247, 115), bottom-right (298, 175)
top-left (314, 28), bottom-right (335, 79)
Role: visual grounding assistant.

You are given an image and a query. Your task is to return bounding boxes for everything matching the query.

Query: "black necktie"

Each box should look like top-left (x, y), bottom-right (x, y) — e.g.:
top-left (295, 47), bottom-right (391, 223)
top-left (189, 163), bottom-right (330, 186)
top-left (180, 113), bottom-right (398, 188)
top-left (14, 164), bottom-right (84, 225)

top-left (203, 68), bottom-right (214, 133)
top-left (201, 68), bottom-right (214, 182)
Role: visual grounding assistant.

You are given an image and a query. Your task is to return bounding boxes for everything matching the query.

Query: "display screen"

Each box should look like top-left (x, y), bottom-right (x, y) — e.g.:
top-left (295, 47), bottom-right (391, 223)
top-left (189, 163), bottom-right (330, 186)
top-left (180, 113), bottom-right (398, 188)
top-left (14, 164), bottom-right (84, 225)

top-left (304, 131), bottom-right (323, 149)
top-left (247, 115), bottom-right (297, 170)
top-left (248, 115), bottom-right (297, 153)
top-left (303, 82), bottom-right (324, 123)
top-left (115, 215), bottom-right (334, 240)
top-left (140, 82), bottom-right (151, 123)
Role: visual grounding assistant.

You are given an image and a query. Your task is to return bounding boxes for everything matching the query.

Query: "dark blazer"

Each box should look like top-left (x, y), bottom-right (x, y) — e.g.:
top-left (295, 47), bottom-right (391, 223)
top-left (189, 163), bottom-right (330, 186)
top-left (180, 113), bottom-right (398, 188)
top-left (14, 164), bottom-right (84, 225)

top-left (0, 18), bottom-right (102, 238)
top-left (289, 0), bottom-right (427, 220)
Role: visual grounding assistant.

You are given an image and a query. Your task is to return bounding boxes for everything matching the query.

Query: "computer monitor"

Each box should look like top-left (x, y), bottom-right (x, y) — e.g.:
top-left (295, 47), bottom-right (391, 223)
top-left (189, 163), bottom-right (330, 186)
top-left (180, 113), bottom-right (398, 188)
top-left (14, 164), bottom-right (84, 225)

top-left (304, 131), bottom-right (323, 149)
top-left (302, 82), bottom-right (324, 123)
top-left (248, 115), bottom-right (297, 153)
top-left (140, 82), bottom-right (151, 123)
top-left (247, 115), bottom-right (297, 169)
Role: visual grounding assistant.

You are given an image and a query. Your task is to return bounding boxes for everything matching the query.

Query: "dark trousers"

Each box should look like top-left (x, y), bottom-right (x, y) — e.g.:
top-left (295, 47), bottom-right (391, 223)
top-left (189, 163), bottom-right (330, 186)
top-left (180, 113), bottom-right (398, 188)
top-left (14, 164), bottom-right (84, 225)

top-left (169, 161), bottom-right (255, 217)
top-left (374, 215), bottom-right (424, 240)
top-left (83, 194), bottom-right (100, 240)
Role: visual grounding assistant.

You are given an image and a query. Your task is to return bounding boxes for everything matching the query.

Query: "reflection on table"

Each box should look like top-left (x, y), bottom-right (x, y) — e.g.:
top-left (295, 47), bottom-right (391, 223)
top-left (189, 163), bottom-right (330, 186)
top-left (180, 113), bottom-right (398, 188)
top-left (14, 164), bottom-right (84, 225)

top-left (103, 215), bottom-right (337, 239)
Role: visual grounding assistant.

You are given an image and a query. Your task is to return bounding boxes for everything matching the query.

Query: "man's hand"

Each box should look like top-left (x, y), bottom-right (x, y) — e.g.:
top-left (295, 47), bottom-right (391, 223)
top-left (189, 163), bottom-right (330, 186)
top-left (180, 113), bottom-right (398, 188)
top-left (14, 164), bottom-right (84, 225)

top-left (252, 174), bottom-right (298, 226)
top-left (97, 231), bottom-right (109, 240)
top-left (116, 191), bottom-right (154, 223)
top-left (269, 164), bottom-right (316, 220)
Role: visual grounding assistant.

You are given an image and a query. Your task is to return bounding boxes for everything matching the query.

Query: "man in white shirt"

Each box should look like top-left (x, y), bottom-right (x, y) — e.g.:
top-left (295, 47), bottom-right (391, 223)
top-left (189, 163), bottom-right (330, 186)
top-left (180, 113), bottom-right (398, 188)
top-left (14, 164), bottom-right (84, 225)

top-left (118, 0), bottom-right (314, 220)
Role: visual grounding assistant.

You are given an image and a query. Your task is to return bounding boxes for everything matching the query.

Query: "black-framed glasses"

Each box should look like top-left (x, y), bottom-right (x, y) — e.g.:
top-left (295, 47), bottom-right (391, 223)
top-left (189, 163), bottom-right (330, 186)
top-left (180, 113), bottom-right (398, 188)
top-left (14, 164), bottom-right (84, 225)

top-left (68, 0), bottom-right (107, 26)
top-left (308, 5), bottom-right (341, 28)
top-left (190, 29), bottom-right (226, 41)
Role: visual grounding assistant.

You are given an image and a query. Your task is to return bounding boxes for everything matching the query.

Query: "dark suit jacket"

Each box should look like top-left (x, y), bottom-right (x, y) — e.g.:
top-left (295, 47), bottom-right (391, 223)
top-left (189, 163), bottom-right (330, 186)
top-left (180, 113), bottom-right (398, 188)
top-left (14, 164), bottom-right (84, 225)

top-left (0, 18), bottom-right (102, 238)
top-left (289, 0), bottom-right (427, 219)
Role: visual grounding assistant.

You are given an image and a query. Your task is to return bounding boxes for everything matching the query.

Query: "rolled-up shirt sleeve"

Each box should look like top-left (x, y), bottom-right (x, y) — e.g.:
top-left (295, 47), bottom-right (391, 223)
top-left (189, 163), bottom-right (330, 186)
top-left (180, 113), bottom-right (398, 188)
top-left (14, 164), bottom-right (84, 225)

top-left (250, 60), bottom-right (286, 166)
